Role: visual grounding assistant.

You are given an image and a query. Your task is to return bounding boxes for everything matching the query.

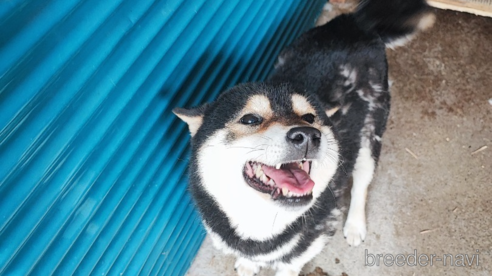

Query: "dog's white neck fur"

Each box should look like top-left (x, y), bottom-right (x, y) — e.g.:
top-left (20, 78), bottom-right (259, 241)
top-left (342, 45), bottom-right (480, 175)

top-left (197, 126), bottom-right (338, 241)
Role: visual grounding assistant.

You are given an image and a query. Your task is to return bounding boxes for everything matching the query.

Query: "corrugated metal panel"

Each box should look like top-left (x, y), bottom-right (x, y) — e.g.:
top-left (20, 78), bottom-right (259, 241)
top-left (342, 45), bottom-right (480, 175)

top-left (0, 0), bottom-right (325, 275)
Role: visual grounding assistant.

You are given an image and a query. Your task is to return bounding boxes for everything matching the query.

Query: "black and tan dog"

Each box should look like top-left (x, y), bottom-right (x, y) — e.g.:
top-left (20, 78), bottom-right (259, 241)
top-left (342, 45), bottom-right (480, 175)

top-left (174, 0), bottom-right (434, 275)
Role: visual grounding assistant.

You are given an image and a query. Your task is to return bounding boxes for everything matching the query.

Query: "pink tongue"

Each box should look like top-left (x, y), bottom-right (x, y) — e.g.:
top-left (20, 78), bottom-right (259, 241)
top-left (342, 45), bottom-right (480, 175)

top-left (262, 163), bottom-right (314, 194)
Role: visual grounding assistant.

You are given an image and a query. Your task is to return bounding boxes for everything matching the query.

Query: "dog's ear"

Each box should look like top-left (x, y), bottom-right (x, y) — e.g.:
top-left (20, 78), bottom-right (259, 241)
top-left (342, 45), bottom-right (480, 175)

top-left (173, 103), bottom-right (210, 137)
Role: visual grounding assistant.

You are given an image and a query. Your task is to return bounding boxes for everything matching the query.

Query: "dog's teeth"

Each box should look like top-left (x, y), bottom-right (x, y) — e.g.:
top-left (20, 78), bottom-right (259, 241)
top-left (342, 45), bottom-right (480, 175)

top-left (268, 179), bottom-right (275, 186)
top-left (287, 191), bottom-right (294, 197)
top-left (255, 165), bottom-right (263, 178)
top-left (271, 188), bottom-right (281, 198)
top-left (275, 163), bottom-right (282, 169)
top-left (261, 174), bottom-right (268, 183)
top-left (282, 187), bottom-right (289, 195)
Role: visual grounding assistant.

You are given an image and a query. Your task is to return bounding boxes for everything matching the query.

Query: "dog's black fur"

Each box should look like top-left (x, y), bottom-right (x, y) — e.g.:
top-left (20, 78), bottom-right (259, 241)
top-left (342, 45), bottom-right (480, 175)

top-left (175, 0), bottom-right (432, 271)
top-left (269, 13), bottom-right (392, 193)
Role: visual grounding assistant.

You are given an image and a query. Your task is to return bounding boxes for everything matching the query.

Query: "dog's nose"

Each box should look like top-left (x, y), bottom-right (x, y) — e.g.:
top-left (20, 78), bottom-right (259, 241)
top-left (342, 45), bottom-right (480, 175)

top-left (286, 127), bottom-right (321, 149)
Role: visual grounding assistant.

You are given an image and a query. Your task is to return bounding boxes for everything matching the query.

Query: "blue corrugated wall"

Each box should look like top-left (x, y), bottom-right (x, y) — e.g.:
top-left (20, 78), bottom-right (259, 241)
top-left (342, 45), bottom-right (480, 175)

top-left (0, 0), bottom-right (325, 275)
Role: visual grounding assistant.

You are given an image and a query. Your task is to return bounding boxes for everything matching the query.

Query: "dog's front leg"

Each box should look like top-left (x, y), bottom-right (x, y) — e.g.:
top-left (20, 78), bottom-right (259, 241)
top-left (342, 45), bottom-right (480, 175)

top-left (234, 257), bottom-right (260, 276)
top-left (344, 147), bottom-right (375, 246)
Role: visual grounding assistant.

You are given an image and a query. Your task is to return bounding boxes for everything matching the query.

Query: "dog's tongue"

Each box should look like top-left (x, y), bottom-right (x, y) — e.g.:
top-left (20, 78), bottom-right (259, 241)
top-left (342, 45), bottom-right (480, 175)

top-left (262, 162), bottom-right (314, 194)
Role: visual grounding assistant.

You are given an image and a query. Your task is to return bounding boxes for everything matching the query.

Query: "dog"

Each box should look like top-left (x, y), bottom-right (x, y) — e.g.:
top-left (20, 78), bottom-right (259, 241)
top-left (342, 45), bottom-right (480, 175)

top-left (174, 0), bottom-right (434, 275)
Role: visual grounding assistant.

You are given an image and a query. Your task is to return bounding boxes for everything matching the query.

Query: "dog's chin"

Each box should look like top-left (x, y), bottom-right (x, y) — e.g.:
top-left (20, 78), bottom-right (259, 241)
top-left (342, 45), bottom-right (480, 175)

top-left (242, 160), bottom-right (315, 208)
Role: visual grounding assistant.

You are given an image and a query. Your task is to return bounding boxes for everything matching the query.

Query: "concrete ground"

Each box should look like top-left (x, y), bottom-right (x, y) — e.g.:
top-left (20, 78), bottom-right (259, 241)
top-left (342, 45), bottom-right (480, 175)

top-left (186, 8), bottom-right (492, 276)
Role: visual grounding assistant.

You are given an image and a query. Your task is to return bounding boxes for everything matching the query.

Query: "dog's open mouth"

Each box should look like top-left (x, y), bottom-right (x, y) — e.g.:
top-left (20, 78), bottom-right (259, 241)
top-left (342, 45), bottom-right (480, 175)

top-left (243, 160), bottom-right (315, 204)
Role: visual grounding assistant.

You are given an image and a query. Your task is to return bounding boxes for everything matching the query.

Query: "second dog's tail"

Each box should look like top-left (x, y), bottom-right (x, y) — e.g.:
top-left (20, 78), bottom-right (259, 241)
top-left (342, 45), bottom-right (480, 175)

top-left (354, 0), bottom-right (435, 48)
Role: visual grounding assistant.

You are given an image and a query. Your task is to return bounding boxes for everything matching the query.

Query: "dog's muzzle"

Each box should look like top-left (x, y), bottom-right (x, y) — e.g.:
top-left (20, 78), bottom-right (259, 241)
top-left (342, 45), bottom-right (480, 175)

top-left (241, 126), bottom-right (325, 206)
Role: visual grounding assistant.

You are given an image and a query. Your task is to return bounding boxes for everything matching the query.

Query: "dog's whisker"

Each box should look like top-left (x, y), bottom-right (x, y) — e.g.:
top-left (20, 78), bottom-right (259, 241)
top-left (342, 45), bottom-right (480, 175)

top-left (227, 145), bottom-right (267, 150)
top-left (246, 149), bottom-right (265, 155)
top-left (258, 135), bottom-right (273, 141)
top-left (272, 212), bottom-right (278, 231)
top-left (251, 152), bottom-right (267, 161)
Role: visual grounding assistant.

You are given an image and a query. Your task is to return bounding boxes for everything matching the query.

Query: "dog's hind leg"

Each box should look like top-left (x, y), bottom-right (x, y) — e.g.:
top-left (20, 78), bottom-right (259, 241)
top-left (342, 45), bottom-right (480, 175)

top-left (343, 147), bottom-right (375, 246)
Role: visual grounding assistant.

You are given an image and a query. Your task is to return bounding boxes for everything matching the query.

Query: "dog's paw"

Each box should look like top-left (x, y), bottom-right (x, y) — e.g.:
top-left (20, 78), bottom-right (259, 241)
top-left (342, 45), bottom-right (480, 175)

top-left (343, 219), bottom-right (367, 246)
top-left (234, 258), bottom-right (260, 276)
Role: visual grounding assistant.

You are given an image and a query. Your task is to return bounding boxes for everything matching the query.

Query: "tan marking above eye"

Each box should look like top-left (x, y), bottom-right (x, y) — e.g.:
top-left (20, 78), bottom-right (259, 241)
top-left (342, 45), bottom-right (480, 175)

top-left (226, 95), bottom-right (273, 139)
top-left (292, 94), bottom-right (316, 116)
top-left (242, 94), bottom-right (273, 120)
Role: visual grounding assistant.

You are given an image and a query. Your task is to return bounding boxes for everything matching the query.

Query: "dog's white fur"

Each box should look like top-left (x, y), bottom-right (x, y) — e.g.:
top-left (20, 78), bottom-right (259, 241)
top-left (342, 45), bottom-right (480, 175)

top-left (195, 95), bottom-right (339, 274)
top-left (197, 123), bottom-right (339, 241)
top-left (273, 234), bottom-right (331, 276)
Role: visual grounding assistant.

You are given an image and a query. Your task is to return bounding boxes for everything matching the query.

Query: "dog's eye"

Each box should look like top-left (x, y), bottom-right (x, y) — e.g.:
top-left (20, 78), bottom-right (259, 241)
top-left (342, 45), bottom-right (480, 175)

top-left (301, 113), bottom-right (316, 124)
top-left (240, 114), bottom-right (263, 125)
